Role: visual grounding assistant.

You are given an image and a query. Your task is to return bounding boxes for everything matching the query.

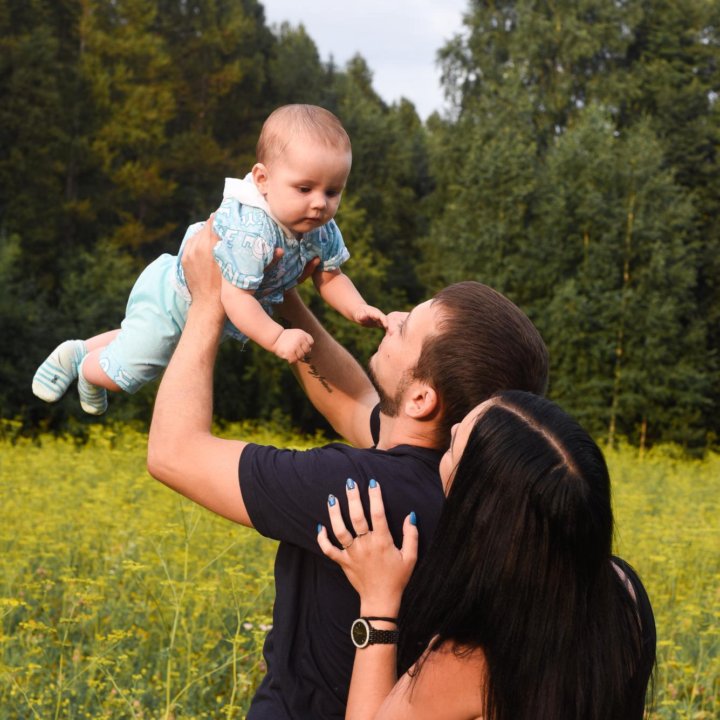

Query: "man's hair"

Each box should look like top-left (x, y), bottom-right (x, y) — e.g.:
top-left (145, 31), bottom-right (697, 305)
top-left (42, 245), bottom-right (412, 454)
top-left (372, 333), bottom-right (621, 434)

top-left (256, 104), bottom-right (351, 164)
top-left (413, 281), bottom-right (549, 447)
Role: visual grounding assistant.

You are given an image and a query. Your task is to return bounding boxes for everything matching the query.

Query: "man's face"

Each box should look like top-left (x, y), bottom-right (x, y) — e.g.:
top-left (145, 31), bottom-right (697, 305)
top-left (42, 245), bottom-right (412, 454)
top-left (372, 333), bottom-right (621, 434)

top-left (254, 139), bottom-right (351, 236)
top-left (368, 300), bottom-right (443, 416)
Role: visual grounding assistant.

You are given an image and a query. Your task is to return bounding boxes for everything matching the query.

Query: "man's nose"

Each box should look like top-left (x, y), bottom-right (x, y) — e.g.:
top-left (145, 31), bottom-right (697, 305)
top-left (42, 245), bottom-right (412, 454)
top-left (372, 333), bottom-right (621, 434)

top-left (385, 312), bottom-right (407, 335)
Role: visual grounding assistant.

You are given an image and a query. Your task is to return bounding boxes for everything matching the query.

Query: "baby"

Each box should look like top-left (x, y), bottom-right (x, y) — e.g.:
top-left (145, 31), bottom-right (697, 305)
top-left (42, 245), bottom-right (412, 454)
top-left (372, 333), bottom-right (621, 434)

top-left (32, 104), bottom-right (385, 414)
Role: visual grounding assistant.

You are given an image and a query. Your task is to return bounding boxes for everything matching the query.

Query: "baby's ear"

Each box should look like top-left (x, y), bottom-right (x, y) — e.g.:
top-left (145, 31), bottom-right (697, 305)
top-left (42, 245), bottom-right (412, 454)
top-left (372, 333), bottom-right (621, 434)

top-left (252, 163), bottom-right (269, 193)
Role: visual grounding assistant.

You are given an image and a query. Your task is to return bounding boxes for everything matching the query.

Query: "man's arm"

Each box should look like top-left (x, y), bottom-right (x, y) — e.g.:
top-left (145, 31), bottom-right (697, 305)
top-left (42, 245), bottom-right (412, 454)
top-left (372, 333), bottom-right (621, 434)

top-left (278, 288), bottom-right (379, 447)
top-left (147, 221), bottom-right (253, 527)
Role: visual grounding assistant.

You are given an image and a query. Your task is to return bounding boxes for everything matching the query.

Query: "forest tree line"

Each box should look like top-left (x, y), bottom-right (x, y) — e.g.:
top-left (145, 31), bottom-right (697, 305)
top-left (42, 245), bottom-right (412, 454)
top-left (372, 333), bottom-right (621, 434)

top-left (1, 0), bottom-right (718, 451)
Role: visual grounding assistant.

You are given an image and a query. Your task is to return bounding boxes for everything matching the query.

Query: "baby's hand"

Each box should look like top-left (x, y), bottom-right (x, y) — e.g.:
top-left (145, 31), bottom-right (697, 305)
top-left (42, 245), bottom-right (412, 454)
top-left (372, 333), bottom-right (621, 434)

top-left (353, 304), bottom-right (387, 329)
top-left (271, 328), bottom-right (314, 363)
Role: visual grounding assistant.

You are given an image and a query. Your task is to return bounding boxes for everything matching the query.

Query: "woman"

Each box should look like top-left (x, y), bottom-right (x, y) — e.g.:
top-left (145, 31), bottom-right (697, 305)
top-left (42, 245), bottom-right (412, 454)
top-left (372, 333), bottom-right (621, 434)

top-left (318, 391), bottom-right (655, 720)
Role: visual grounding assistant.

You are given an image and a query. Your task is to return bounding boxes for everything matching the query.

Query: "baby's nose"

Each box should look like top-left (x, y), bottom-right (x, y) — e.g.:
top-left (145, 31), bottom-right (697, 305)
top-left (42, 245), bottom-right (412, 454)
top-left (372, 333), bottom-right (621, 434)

top-left (311, 193), bottom-right (327, 209)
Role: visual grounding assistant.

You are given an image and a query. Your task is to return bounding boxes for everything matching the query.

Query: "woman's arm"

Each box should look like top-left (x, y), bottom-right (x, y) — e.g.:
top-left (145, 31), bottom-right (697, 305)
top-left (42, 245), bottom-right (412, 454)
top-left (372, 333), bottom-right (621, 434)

top-left (317, 480), bottom-right (416, 720)
top-left (317, 482), bottom-right (487, 720)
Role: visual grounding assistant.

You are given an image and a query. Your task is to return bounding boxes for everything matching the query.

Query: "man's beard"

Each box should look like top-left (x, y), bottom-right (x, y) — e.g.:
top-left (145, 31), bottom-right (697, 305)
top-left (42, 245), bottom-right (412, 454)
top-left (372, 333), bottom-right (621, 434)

top-left (367, 361), bottom-right (408, 418)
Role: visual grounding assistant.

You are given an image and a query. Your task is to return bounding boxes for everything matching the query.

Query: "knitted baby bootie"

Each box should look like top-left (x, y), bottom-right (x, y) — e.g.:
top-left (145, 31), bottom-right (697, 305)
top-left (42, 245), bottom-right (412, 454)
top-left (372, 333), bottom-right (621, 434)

top-left (32, 339), bottom-right (87, 403)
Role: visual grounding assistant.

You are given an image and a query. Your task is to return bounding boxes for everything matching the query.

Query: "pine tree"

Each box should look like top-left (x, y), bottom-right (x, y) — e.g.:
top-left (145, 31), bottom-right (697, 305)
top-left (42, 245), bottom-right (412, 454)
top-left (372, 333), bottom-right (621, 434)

top-left (332, 56), bottom-right (432, 303)
top-left (535, 108), bottom-right (706, 446)
top-left (429, 0), bottom-right (716, 446)
top-left (77, 0), bottom-right (177, 256)
top-left (619, 0), bottom-right (720, 439)
top-left (155, 0), bottom-right (275, 230)
top-left (267, 22), bottom-right (325, 105)
top-left (0, 0), bottom-right (76, 293)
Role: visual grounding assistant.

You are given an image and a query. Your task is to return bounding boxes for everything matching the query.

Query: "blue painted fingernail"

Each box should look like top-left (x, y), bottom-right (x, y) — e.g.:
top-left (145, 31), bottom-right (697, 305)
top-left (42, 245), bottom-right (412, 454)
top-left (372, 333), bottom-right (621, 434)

top-left (317, 523), bottom-right (323, 534)
top-left (369, 478), bottom-right (377, 488)
top-left (410, 511), bottom-right (417, 526)
top-left (328, 494), bottom-right (336, 507)
top-left (346, 478), bottom-right (356, 490)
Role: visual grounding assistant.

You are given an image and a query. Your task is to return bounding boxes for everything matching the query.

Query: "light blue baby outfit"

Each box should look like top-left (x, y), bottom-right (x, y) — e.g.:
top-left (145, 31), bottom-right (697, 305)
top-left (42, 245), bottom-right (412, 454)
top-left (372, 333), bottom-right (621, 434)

top-left (100, 175), bottom-right (350, 393)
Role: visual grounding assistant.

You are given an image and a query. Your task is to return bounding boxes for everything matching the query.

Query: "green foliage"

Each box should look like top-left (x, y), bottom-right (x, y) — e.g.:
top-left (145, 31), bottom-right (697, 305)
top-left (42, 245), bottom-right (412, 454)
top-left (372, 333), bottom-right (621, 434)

top-left (0, 3), bottom-right (72, 293)
top-left (418, 79), bottom-right (538, 296)
top-left (535, 109), bottom-right (708, 445)
top-left (267, 22), bottom-right (326, 105)
top-left (334, 60), bottom-right (432, 302)
top-left (0, 232), bottom-right (44, 424)
top-left (426, 0), bottom-right (719, 449)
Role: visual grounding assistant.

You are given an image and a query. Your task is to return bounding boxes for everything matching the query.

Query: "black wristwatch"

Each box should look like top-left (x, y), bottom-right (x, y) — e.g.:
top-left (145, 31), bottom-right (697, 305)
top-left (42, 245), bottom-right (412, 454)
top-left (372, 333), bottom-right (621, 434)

top-left (351, 617), bottom-right (399, 649)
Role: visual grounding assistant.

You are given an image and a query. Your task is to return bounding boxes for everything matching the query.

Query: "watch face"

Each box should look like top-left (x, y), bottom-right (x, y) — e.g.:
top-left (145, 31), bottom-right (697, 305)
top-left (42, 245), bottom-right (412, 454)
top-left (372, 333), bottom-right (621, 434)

top-left (351, 619), bottom-right (370, 648)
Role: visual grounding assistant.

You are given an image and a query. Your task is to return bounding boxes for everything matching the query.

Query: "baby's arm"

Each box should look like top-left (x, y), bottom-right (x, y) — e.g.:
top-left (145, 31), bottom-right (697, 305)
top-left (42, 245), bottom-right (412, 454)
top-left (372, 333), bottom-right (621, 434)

top-left (221, 279), bottom-right (313, 363)
top-left (313, 269), bottom-right (387, 329)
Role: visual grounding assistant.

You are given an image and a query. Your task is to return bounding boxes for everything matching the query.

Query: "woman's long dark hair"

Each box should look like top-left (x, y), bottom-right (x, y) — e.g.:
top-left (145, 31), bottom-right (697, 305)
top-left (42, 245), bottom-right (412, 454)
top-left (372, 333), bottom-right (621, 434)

top-left (398, 391), bottom-right (654, 720)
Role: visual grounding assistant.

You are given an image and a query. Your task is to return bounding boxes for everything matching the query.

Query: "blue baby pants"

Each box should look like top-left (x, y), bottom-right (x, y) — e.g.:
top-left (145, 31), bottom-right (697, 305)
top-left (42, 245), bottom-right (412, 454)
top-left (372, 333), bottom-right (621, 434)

top-left (99, 254), bottom-right (190, 393)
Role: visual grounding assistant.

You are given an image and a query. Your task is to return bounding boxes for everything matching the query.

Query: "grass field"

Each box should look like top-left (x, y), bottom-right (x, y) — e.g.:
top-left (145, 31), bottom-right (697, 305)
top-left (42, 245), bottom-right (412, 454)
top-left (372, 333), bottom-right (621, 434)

top-left (1, 423), bottom-right (718, 719)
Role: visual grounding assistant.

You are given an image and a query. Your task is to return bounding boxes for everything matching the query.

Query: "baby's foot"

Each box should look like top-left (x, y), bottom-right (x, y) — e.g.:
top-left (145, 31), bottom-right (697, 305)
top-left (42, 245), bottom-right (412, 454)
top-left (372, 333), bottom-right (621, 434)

top-left (32, 340), bottom-right (87, 402)
top-left (77, 358), bottom-right (108, 415)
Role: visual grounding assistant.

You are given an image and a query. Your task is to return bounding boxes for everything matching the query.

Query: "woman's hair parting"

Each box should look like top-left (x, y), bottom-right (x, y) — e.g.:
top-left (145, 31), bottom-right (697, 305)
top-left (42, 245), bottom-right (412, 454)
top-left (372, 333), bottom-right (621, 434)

top-left (256, 104), bottom-right (351, 163)
top-left (398, 391), bottom-right (653, 720)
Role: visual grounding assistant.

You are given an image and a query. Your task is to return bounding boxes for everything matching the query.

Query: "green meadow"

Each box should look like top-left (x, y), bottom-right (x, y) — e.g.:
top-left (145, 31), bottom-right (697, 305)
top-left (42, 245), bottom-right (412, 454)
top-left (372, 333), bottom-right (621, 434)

top-left (1, 424), bottom-right (718, 719)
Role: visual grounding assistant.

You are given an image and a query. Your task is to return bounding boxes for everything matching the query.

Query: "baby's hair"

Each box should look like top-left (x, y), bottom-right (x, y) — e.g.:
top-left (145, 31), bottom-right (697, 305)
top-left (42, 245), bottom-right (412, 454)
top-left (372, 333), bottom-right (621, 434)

top-left (256, 104), bottom-right (351, 164)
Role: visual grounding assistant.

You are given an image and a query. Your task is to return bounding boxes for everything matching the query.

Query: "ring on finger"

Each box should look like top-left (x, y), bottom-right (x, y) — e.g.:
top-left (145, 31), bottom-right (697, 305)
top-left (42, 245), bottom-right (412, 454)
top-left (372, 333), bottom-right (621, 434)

top-left (355, 531), bottom-right (368, 538)
top-left (342, 538), bottom-right (354, 550)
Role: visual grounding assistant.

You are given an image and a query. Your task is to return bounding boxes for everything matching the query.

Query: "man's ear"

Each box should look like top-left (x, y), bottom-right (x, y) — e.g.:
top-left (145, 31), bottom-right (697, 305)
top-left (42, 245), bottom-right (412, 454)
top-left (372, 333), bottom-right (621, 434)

top-left (403, 381), bottom-right (438, 420)
top-left (252, 163), bottom-right (269, 194)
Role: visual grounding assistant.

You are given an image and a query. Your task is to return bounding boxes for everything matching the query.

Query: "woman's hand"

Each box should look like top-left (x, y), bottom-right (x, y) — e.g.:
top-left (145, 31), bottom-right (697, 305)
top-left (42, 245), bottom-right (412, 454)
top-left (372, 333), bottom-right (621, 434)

top-left (317, 479), bottom-right (418, 616)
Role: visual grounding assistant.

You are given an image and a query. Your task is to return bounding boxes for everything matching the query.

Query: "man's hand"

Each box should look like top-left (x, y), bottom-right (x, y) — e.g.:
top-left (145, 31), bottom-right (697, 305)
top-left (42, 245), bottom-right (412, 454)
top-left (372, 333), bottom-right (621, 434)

top-left (353, 304), bottom-right (388, 329)
top-left (275, 256), bottom-right (320, 325)
top-left (265, 247), bottom-right (285, 273)
top-left (181, 215), bottom-right (223, 317)
top-left (271, 328), bottom-right (315, 363)
top-left (300, 256), bottom-right (321, 285)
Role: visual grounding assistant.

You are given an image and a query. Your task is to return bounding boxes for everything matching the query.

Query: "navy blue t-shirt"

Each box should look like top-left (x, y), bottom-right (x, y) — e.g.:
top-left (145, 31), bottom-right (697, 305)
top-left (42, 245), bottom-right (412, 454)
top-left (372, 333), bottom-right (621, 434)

top-left (240, 430), bottom-right (444, 719)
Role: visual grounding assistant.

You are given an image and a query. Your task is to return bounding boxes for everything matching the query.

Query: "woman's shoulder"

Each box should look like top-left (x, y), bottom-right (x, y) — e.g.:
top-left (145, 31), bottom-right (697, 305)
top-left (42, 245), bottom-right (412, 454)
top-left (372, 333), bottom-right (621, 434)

top-left (388, 639), bottom-right (486, 720)
top-left (611, 556), bottom-right (653, 620)
top-left (610, 556), bottom-right (657, 678)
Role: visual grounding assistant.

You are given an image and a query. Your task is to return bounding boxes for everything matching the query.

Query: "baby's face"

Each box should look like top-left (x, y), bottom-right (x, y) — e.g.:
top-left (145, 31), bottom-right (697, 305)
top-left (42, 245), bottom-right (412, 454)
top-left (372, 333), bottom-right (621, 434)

top-left (255, 140), bottom-right (351, 236)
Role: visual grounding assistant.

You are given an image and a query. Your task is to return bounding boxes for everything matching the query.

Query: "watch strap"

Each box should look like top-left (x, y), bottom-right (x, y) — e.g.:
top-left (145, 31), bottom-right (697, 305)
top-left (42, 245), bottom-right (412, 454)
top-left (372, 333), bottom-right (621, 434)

top-left (368, 626), bottom-right (400, 645)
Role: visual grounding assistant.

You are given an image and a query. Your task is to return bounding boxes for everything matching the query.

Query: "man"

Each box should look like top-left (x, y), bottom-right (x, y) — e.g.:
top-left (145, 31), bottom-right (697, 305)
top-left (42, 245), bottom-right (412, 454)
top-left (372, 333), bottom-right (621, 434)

top-left (147, 222), bottom-right (549, 719)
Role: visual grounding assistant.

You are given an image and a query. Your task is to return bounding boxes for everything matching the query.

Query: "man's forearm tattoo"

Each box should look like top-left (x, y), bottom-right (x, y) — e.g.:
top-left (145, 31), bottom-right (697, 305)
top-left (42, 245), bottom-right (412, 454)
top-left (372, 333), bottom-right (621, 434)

top-left (301, 355), bottom-right (333, 393)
